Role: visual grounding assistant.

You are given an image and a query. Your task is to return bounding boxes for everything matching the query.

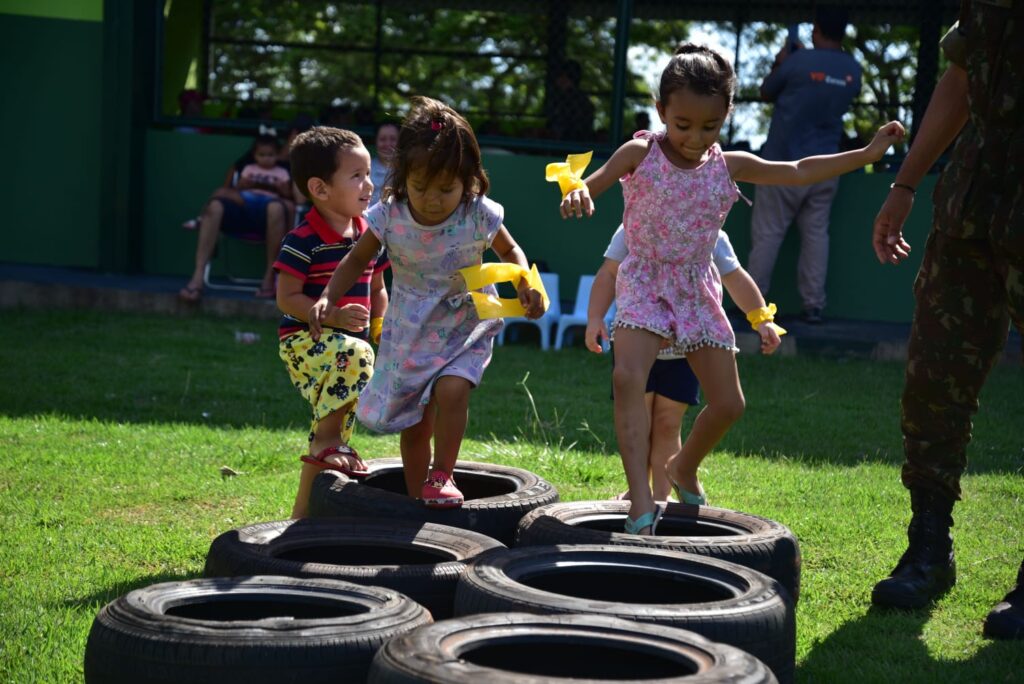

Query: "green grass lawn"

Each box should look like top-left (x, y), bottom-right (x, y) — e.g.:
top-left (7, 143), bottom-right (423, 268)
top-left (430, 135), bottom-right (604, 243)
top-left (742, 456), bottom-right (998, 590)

top-left (1, 309), bottom-right (1022, 683)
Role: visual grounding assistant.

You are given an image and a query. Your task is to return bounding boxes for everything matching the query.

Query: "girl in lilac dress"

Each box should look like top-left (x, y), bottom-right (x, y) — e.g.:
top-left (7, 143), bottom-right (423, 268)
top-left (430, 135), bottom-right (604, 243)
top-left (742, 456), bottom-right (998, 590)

top-left (559, 44), bottom-right (904, 534)
top-left (311, 97), bottom-right (545, 509)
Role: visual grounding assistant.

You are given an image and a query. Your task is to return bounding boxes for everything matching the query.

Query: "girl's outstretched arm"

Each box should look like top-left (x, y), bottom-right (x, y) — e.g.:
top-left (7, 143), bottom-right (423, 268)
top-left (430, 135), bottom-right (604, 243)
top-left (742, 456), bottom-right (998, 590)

top-left (308, 230), bottom-right (382, 339)
top-left (726, 121), bottom-right (906, 186)
top-left (561, 139), bottom-right (649, 219)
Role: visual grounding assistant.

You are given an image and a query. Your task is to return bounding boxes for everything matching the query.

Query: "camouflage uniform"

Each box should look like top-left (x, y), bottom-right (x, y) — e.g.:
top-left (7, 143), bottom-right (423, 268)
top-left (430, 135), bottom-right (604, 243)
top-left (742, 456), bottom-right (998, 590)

top-left (901, 0), bottom-right (1024, 500)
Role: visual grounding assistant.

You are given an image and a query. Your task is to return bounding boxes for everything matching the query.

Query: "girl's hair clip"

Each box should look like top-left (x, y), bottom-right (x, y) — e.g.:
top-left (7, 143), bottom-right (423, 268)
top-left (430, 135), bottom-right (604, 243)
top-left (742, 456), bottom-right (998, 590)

top-left (259, 124), bottom-right (278, 137)
top-left (430, 120), bottom-right (443, 132)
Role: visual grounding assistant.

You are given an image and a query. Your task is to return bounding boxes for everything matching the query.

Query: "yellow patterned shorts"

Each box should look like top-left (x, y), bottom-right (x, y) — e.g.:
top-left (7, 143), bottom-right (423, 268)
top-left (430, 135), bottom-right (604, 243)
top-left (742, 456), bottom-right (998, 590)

top-left (279, 330), bottom-right (375, 444)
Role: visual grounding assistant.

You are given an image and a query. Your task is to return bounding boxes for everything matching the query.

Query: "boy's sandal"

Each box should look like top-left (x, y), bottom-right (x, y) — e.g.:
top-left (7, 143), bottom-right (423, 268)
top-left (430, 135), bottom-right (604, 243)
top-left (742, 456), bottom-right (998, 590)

top-left (671, 479), bottom-right (707, 506)
top-left (623, 503), bottom-right (664, 536)
top-left (300, 444), bottom-right (370, 478)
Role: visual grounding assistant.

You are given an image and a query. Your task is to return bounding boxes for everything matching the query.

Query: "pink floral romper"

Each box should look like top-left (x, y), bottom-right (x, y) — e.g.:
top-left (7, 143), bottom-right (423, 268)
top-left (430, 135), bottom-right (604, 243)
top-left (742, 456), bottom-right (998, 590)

top-left (614, 131), bottom-right (743, 355)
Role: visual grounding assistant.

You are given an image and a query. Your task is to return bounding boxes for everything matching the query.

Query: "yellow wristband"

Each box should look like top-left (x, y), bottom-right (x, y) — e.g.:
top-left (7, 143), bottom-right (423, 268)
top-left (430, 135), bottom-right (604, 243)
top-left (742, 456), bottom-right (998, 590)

top-left (746, 304), bottom-right (787, 336)
top-left (370, 317), bottom-right (383, 344)
top-left (545, 151), bottom-right (593, 198)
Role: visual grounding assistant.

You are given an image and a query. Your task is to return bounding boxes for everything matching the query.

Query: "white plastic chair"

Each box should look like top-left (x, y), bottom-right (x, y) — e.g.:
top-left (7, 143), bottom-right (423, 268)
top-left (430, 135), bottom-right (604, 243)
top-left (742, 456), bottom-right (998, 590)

top-left (496, 272), bottom-right (561, 351)
top-left (554, 275), bottom-right (599, 350)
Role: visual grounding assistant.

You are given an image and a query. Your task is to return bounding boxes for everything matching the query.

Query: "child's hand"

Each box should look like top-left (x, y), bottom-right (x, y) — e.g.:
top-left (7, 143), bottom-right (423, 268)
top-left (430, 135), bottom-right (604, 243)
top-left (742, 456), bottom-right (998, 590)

top-left (560, 186), bottom-right (594, 219)
top-left (757, 322), bottom-right (782, 355)
top-left (584, 317), bottom-right (609, 354)
top-left (328, 303), bottom-right (370, 333)
top-left (308, 296), bottom-right (333, 341)
top-left (517, 283), bottom-right (545, 320)
top-left (865, 121), bottom-right (906, 161)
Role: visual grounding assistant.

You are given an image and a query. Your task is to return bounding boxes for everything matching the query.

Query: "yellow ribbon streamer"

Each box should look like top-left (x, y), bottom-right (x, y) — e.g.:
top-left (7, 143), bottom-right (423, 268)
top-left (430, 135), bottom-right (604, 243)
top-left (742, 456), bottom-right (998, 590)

top-left (458, 262), bottom-right (550, 319)
top-left (545, 151), bottom-right (593, 198)
top-left (370, 317), bottom-right (383, 345)
top-left (747, 303), bottom-right (787, 337)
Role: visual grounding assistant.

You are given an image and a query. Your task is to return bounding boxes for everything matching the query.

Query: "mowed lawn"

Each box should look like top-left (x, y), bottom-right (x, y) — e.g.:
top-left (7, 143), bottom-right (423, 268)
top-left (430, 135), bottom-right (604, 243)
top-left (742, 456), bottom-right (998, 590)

top-left (1, 309), bottom-right (1021, 683)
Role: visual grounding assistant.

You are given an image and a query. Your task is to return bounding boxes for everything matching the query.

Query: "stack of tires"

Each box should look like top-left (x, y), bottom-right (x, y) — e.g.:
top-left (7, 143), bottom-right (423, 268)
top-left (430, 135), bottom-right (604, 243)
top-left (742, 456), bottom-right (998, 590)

top-left (84, 459), bottom-right (800, 683)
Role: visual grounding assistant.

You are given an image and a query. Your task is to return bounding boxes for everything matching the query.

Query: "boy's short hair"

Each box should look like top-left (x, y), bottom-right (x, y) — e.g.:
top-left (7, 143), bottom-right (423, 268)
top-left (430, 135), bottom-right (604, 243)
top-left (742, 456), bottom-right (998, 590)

top-left (290, 126), bottom-right (364, 201)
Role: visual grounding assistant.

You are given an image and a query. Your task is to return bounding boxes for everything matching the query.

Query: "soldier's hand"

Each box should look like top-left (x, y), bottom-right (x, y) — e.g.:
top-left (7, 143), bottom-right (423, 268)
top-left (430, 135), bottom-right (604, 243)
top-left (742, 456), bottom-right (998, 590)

top-left (872, 188), bottom-right (914, 265)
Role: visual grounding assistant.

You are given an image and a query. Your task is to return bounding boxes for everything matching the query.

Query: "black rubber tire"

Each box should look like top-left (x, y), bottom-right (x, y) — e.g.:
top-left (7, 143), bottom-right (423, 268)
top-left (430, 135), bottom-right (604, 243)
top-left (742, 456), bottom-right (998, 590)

top-left (516, 500), bottom-right (801, 603)
top-left (203, 518), bottom-right (505, 618)
top-left (84, 575), bottom-right (432, 683)
top-left (453, 544), bottom-right (794, 684)
top-left (368, 612), bottom-right (776, 683)
top-left (308, 458), bottom-right (559, 546)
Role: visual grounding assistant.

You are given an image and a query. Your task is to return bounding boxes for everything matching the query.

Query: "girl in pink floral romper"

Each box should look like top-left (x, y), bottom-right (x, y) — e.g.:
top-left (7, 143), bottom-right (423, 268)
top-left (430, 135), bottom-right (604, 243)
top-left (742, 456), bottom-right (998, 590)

top-left (560, 44), bottom-right (905, 533)
top-left (311, 97), bottom-right (545, 509)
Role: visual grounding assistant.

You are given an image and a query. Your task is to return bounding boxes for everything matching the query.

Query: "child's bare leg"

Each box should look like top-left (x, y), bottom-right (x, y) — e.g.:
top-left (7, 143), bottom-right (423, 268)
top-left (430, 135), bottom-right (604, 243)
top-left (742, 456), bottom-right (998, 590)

top-left (261, 202), bottom-right (287, 291)
top-left (291, 405), bottom-right (352, 519)
top-left (184, 200), bottom-right (226, 289)
top-left (666, 348), bottom-right (744, 496)
top-left (649, 393), bottom-right (687, 501)
top-left (211, 187), bottom-right (244, 204)
top-left (615, 392), bottom-right (656, 501)
top-left (611, 328), bottom-right (662, 530)
top-left (400, 398), bottom-right (436, 497)
top-left (431, 376), bottom-right (471, 475)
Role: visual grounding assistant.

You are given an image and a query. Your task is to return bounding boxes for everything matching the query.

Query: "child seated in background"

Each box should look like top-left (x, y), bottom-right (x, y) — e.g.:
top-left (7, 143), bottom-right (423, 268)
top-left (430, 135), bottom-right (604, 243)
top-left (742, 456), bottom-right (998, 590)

top-left (179, 133), bottom-right (294, 302)
top-left (273, 126), bottom-right (389, 518)
top-left (587, 225), bottom-right (782, 504)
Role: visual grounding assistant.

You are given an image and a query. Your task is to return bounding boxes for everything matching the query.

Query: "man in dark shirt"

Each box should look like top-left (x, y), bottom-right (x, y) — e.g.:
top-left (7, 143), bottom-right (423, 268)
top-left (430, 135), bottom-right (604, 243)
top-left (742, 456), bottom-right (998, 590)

top-left (748, 8), bottom-right (862, 324)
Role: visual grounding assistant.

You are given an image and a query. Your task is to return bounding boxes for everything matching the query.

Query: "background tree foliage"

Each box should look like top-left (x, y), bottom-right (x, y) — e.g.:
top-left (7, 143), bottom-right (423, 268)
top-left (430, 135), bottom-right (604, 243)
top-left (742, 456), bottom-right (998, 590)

top-left (202, 0), bottom-right (689, 140)
top-left (196, 0), bottom-right (932, 152)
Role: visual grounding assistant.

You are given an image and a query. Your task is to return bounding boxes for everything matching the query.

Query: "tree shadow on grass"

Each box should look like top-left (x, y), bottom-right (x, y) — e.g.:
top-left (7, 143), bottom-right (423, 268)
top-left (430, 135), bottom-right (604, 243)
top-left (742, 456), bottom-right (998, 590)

top-left (2, 311), bottom-right (1020, 477)
top-left (63, 571), bottom-right (200, 610)
top-left (798, 605), bottom-right (1023, 683)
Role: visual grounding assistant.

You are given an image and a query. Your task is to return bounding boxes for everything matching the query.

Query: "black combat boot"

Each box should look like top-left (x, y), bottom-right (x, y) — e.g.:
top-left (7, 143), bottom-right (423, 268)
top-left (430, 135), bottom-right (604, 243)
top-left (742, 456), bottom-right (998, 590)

top-left (871, 487), bottom-right (956, 609)
top-left (983, 560), bottom-right (1024, 640)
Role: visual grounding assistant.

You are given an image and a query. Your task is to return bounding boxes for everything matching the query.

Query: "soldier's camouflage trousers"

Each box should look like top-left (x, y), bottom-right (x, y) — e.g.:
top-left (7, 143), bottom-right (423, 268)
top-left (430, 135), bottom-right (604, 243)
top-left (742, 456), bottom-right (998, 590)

top-left (901, 229), bottom-right (1023, 500)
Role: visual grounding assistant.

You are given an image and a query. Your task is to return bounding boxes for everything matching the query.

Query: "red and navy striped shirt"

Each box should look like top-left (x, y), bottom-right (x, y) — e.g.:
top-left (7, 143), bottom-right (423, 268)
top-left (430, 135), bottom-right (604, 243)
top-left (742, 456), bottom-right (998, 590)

top-left (273, 206), bottom-right (389, 341)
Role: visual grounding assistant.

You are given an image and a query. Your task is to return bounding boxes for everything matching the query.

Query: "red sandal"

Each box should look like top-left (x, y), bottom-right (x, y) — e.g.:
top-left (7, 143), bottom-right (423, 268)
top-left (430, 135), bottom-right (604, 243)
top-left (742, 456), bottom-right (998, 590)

top-left (299, 445), bottom-right (370, 478)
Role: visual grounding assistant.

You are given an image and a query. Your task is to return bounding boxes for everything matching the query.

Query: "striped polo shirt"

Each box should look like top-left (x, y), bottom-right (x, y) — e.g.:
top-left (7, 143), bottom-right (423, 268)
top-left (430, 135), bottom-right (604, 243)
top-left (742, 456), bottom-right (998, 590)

top-left (273, 206), bottom-right (389, 341)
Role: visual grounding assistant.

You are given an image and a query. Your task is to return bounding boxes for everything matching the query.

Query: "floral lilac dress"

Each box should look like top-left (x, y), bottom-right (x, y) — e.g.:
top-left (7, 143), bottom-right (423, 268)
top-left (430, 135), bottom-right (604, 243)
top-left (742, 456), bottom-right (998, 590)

top-left (357, 196), bottom-right (504, 432)
top-left (615, 131), bottom-right (743, 355)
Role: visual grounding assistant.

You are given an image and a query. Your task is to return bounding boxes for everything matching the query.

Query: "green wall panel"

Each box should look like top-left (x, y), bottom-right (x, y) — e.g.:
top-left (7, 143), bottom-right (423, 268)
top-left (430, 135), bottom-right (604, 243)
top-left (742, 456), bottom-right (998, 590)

top-left (0, 0), bottom-right (102, 22)
top-left (143, 129), bottom-right (257, 278)
top-left (143, 129), bottom-right (931, 322)
top-left (2, 13), bottom-right (103, 267)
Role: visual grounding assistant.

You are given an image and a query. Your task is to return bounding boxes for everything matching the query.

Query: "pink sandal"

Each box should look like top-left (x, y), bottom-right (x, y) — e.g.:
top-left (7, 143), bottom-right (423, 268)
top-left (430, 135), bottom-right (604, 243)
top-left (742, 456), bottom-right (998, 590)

top-left (421, 469), bottom-right (464, 509)
top-left (300, 445), bottom-right (370, 478)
